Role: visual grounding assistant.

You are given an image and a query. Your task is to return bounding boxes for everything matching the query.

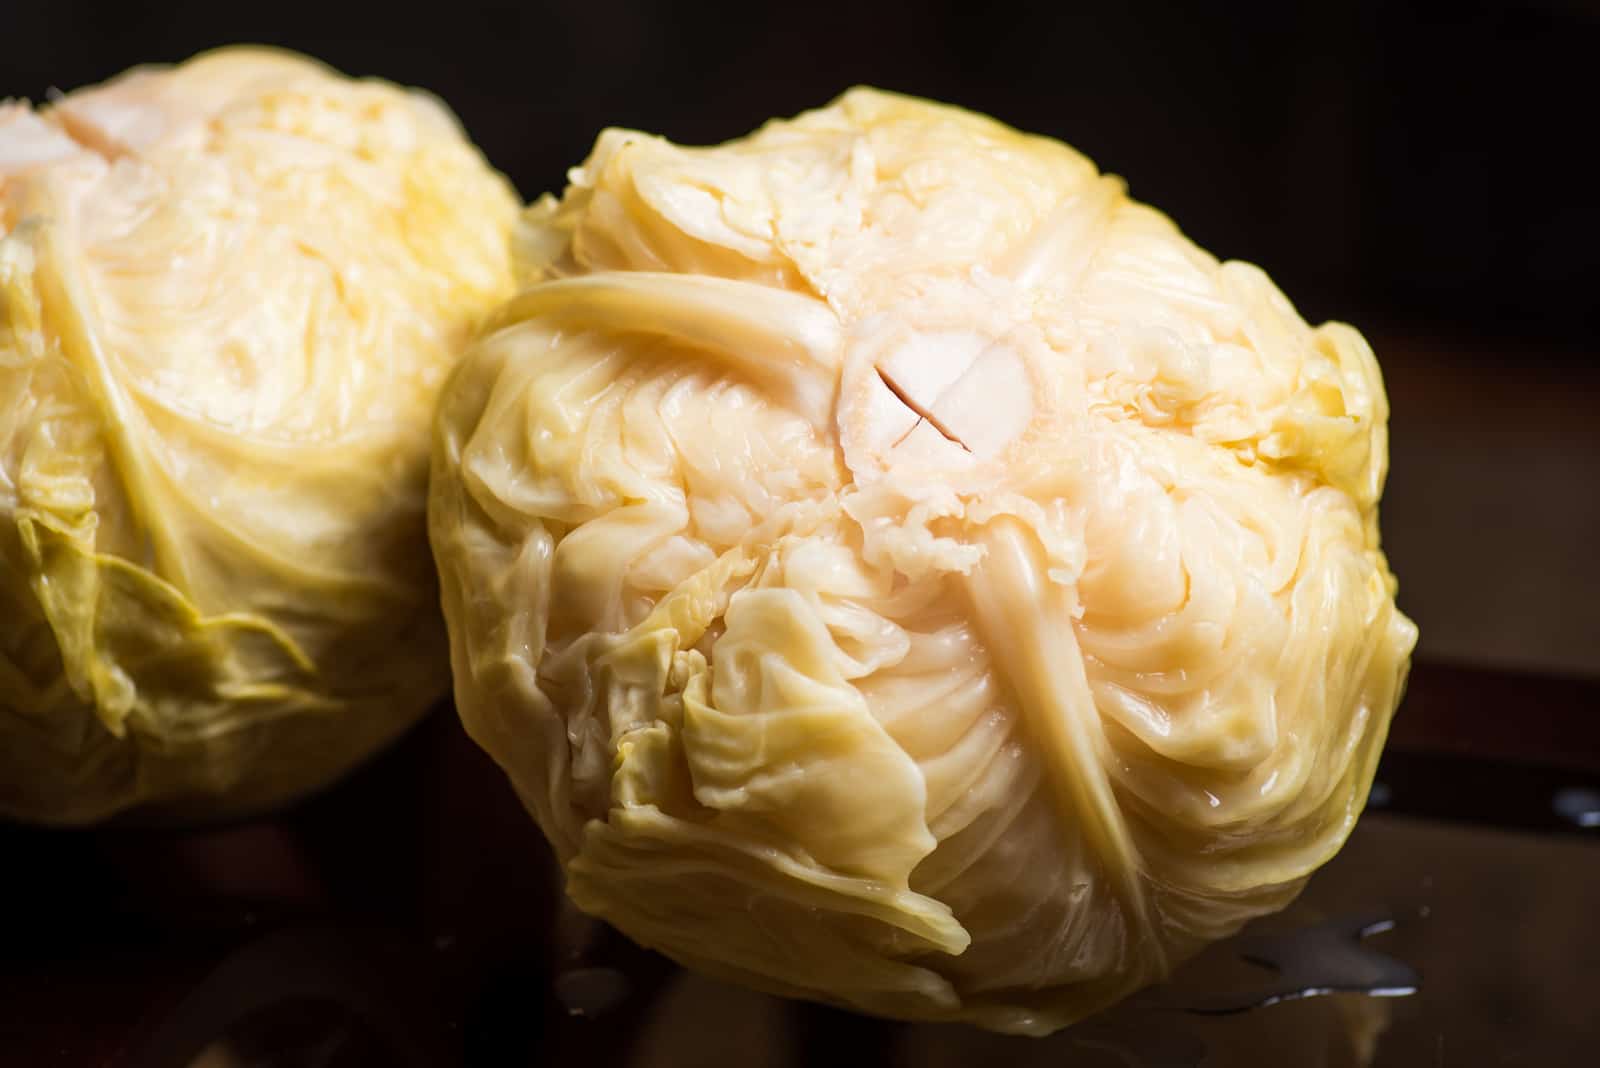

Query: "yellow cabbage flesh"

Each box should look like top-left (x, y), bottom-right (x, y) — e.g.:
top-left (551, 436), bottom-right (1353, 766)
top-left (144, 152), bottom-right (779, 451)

top-left (429, 89), bottom-right (1416, 1033)
top-left (0, 48), bottom-right (518, 824)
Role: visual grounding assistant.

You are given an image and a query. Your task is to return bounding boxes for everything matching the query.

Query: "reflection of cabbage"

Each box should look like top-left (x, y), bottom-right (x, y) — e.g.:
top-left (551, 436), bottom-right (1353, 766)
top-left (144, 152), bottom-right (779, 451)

top-left (430, 89), bottom-right (1416, 1034)
top-left (0, 49), bottom-right (518, 824)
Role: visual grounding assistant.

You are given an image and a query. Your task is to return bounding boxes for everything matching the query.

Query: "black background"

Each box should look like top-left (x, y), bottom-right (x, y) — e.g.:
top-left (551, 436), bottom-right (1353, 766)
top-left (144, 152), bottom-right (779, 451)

top-left (7, 0), bottom-right (1600, 677)
top-left (6, 0), bottom-right (1598, 354)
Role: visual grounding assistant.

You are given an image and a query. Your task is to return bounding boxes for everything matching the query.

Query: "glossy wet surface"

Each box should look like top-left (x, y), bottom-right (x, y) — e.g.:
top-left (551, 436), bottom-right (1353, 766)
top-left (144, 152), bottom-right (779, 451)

top-left (4, 662), bottom-right (1597, 1067)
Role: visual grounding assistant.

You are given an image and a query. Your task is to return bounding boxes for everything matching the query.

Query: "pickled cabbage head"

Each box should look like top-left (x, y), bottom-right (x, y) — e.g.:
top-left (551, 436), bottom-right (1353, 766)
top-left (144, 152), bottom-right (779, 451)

top-left (429, 89), bottom-right (1416, 1033)
top-left (0, 48), bottom-right (519, 824)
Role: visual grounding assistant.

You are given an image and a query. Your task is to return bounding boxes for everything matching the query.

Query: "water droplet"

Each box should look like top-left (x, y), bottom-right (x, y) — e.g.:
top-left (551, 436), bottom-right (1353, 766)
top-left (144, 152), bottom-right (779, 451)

top-left (1178, 911), bottom-right (1420, 1015)
top-left (1553, 786), bottom-right (1600, 828)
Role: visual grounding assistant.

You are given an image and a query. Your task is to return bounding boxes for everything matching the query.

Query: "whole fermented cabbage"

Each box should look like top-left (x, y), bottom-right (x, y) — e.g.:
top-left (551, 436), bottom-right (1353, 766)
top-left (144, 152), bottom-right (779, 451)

top-left (1, 49), bottom-right (518, 823)
top-left (430, 89), bottom-right (1416, 1033)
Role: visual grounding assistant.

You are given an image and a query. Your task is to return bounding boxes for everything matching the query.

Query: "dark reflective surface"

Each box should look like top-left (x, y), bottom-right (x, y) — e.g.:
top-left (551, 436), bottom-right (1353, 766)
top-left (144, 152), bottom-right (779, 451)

top-left (3, 660), bottom-right (1597, 1067)
top-left (1174, 913), bottom-right (1418, 1016)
